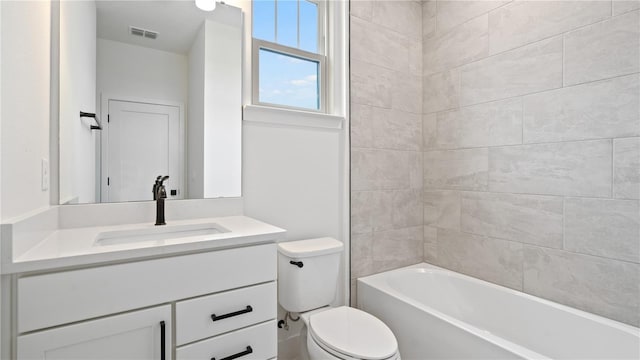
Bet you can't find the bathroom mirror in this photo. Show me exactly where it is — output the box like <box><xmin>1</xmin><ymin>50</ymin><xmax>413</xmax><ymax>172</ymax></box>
<box><xmin>57</xmin><ymin>0</ymin><xmax>242</xmax><ymax>205</ymax></box>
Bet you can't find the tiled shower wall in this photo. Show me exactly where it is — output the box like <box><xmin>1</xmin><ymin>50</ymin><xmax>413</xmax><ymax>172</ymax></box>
<box><xmin>350</xmin><ymin>1</ymin><xmax>424</xmax><ymax>302</ymax></box>
<box><xmin>350</xmin><ymin>0</ymin><xmax>640</xmax><ymax>326</ymax></box>
<box><xmin>422</xmin><ymin>0</ymin><xmax>639</xmax><ymax>326</ymax></box>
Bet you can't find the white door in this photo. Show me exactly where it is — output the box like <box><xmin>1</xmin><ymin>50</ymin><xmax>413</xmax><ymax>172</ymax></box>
<box><xmin>17</xmin><ymin>305</ymin><xmax>172</xmax><ymax>359</ymax></box>
<box><xmin>103</xmin><ymin>99</ymin><xmax>183</xmax><ymax>202</ymax></box>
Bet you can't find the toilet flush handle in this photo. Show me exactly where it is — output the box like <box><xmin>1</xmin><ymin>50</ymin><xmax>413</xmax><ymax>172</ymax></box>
<box><xmin>289</xmin><ymin>260</ymin><xmax>304</xmax><ymax>268</ymax></box>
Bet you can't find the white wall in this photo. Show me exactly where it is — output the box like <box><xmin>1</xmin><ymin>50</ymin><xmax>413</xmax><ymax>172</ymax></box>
<box><xmin>1</xmin><ymin>1</ymin><xmax>51</xmax><ymax>220</ymax></box>
<box><xmin>187</xmin><ymin>19</ymin><xmax>242</xmax><ymax>199</ymax></box>
<box><xmin>59</xmin><ymin>0</ymin><xmax>96</xmax><ymax>205</ymax></box>
<box><xmin>203</xmin><ymin>20</ymin><xmax>242</xmax><ymax>198</ymax></box>
<box><xmin>243</xmin><ymin>124</ymin><xmax>344</xmax><ymax>242</ymax></box>
<box><xmin>187</xmin><ymin>25</ymin><xmax>206</xmax><ymax>199</ymax></box>
<box><xmin>0</xmin><ymin>2</ymin><xmax>3</xmax><ymax>357</ymax></box>
<box><xmin>96</xmin><ymin>38</ymin><xmax>188</xmax><ymax>107</ymax></box>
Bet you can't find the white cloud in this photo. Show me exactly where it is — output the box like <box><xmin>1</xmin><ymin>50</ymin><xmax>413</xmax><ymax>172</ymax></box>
<box><xmin>290</xmin><ymin>74</ymin><xmax>318</xmax><ymax>86</ymax></box>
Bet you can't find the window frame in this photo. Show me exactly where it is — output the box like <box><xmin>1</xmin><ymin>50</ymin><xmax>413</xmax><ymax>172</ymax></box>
<box><xmin>251</xmin><ymin>0</ymin><xmax>328</xmax><ymax>113</ymax></box>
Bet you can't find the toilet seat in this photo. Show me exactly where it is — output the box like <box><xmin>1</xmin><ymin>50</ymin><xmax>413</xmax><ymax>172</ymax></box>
<box><xmin>308</xmin><ymin>306</ymin><xmax>399</xmax><ymax>360</ymax></box>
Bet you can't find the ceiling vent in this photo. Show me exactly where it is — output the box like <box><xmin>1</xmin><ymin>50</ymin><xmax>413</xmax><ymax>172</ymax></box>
<box><xmin>129</xmin><ymin>26</ymin><xmax>158</xmax><ymax>40</ymax></box>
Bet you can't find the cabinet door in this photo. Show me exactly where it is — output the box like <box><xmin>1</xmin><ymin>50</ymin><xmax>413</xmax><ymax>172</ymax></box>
<box><xmin>18</xmin><ymin>305</ymin><xmax>171</xmax><ymax>360</ymax></box>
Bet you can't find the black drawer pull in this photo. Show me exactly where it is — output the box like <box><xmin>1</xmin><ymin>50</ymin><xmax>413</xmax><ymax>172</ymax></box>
<box><xmin>290</xmin><ymin>260</ymin><xmax>304</xmax><ymax>268</ymax></box>
<box><xmin>211</xmin><ymin>305</ymin><xmax>253</xmax><ymax>322</ymax></box>
<box><xmin>211</xmin><ymin>346</ymin><xmax>253</xmax><ymax>360</ymax></box>
<box><xmin>160</xmin><ymin>321</ymin><xmax>166</xmax><ymax>360</ymax></box>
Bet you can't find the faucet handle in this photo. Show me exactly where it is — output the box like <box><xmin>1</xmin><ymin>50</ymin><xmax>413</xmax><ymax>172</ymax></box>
<box><xmin>159</xmin><ymin>175</ymin><xmax>170</xmax><ymax>185</ymax></box>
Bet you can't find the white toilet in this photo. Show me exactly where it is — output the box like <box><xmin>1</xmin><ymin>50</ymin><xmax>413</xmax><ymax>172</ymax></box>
<box><xmin>278</xmin><ymin>237</ymin><xmax>400</xmax><ymax>360</ymax></box>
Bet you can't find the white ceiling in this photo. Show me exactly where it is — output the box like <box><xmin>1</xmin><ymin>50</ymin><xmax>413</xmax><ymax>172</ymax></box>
<box><xmin>96</xmin><ymin>0</ymin><xmax>242</xmax><ymax>54</ymax></box>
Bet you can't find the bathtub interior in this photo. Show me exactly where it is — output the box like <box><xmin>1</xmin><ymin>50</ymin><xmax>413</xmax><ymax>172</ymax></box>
<box><xmin>358</xmin><ymin>263</ymin><xmax>640</xmax><ymax>360</ymax></box>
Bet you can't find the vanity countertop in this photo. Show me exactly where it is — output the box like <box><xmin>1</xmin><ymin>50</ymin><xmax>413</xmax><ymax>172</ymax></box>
<box><xmin>2</xmin><ymin>215</ymin><xmax>286</xmax><ymax>274</ymax></box>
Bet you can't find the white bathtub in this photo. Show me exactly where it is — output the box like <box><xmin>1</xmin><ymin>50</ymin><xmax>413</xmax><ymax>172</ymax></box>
<box><xmin>357</xmin><ymin>263</ymin><xmax>640</xmax><ymax>360</ymax></box>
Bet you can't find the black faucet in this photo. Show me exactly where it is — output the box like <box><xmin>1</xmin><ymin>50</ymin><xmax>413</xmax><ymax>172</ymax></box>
<box><xmin>153</xmin><ymin>175</ymin><xmax>170</xmax><ymax>226</ymax></box>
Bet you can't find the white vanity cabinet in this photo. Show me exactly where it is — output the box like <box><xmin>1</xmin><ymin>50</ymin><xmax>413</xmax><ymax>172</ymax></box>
<box><xmin>11</xmin><ymin>243</ymin><xmax>278</xmax><ymax>360</ymax></box>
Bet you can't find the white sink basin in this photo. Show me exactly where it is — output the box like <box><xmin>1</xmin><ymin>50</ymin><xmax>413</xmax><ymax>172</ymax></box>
<box><xmin>95</xmin><ymin>223</ymin><xmax>226</xmax><ymax>246</ymax></box>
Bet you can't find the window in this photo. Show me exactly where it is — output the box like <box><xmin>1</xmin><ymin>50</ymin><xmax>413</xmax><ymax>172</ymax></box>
<box><xmin>252</xmin><ymin>0</ymin><xmax>326</xmax><ymax>112</ymax></box>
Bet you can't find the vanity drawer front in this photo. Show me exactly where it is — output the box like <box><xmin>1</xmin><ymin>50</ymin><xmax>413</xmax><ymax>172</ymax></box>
<box><xmin>176</xmin><ymin>320</ymin><xmax>276</xmax><ymax>360</ymax></box>
<box><xmin>18</xmin><ymin>243</ymin><xmax>276</xmax><ymax>333</ymax></box>
<box><xmin>176</xmin><ymin>282</ymin><xmax>276</xmax><ymax>345</ymax></box>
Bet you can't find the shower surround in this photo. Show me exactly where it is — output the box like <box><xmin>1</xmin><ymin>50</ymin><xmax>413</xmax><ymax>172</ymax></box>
<box><xmin>350</xmin><ymin>0</ymin><xmax>640</xmax><ymax>327</ymax></box>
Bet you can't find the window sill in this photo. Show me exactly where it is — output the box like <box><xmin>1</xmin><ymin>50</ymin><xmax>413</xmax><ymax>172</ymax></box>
<box><xmin>242</xmin><ymin>105</ymin><xmax>344</xmax><ymax>130</ymax></box>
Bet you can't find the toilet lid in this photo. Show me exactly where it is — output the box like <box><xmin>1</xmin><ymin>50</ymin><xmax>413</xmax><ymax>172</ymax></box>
<box><xmin>309</xmin><ymin>307</ymin><xmax>398</xmax><ymax>360</ymax></box>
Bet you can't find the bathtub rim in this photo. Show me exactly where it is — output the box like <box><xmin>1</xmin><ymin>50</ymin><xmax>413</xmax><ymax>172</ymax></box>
<box><xmin>357</xmin><ymin>263</ymin><xmax>639</xmax><ymax>359</ymax></box>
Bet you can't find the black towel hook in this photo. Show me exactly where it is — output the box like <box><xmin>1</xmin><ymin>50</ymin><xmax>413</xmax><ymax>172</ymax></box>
<box><xmin>80</xmin><ymin>111</ymin><xmax>102</xmax><ymax>130</ymax></box>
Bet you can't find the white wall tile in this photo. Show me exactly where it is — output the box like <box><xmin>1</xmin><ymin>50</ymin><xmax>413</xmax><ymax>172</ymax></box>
<box><xmin>351</xmin><ymin>16</ymin><xmax>410</xmax><ymax>72</ymax></box>
<box><xmin>372</xmin><ymin>108</ymin><xmax>422</xmax><ymax>151</ymax></box>
<box><xmin>523</xmin><ymin>74</ymin><xmax>640</xmax><ymax>143</ymax></box>
<box><xmin>423</xmin><ymin>69</ymin><xmax>460</xmax><ymax>113</ymax></box>
<box><xmin>436</xmin><ymin>228</ymin><xmax>524</xmax><ymax>290</ymax></box>
<box><xmin>436</xmin><ymin>0</ymin><xmax>509</xmax><ymax>34</ymax></box>
<box><xmin>371</xmin><ymin>190</ymin><xmax>393</xmax><ymax>231</ymax></box>
<box><xmin>565</xmin><ymin>198</ymin><xmax>640</xmax><ymax>263</ymax></box>
<box><xmin>423</xmin><ymin>113</ymin><xmax>438</xmax><ymax>150</ymax></box>
<box><xmin>351</xmin><ymin>233</ymin><xmax>374</xmax><ymax>278</ymax></box>
<box><xmin>614</xmin><ymin>137</ymin><xmax>640</xmax><ymax>199</ymax></box>
<box><xmin>424</xmin><ymin>148</ymin><xmax>489</xmax><ymax>190</ymax></box>
<box><xmin>352</xmin><ymin>150</ymin><xmax>422</xmax><ymax>192</ymax></box>
<box><xmin>352</xmin><ymin>148</ymin><xmax>378</xmax><ymax>191</ymax></box>
<box><xmin>351</xmin><ymin>60</ymin><xmax>393</xmax><ymax>108</ymax></box>
<box><xmin>524</xmin><ymin>246</ymin><xmax>640</xmax><ymax>327</ymax></box>
<box><xmin>460</xmin><ymin>36</ymin><xmax>563</xmax><ymax>106</ymax></box>
<box><xmin>424</xmin><ymin>226</ymin><xmax>438</xmax><ymax>263</ymax></box>
<box><xmin>489</xmin><ymin>0</ymin><xmax>610</xmax><ymax>54</ymax></box>
<box><xmin>613</xmin><ymin>0</ymin><xmax>640</xmax><ymax>15</ymax></box>
<box><xmin>408</xmin><ymin>151</ymin><xmax>424</xmax><ymax>190</ymax></box>
<box><xmin>423</xmin><ymin>0</ymin><xmax>437</xmax><ymax>39</ymax></box>
<box><xmin>350</xmin><ymin>1</ymin><xmax>373</xmax><ymax>21</ymax></box>
<box><xmin>461</xmin><ymin>192</ymin><xmax>563</xmax><ymax>248</ymax></box>
<box><xmin>409</xmin><ymin>38</ymin><xmax>423</xmax><ymax>76</ymax></box>
<box><xmin>392</xmin><ymin>71</ymin><xmax>422</xmax><ymax>113</ymax></box>
<box><xmin>423</xmin><ymin>14</ymin><xmax>489</xmax><ymax>75</ymax></box>
<box><xmin>351</xmin><ymin>103</ymin><xmax>374</xmax><ymax>148</ymax></box>
<box><xmin>424</xmin><ymin>190</ymin><xmax>461</xmax><ymax>229</ymax></box>
<box><xmin>392</xmin><ymin>189</ymin><xmax>424</xmax><ymax>228</ymax></box>
<box><xmin>564</xmin><ymin>10</ymin><xmax>640</xmax><ymax>86</ymax></box>
<box><xmin>373</xmin><ymin>226</ymin><xmax>424</xmax><ymax>271</ymax></box>
<box><xmin>371</xmin><ymin>0</ymin><xmax>423</xmax><ymax>40</ymax></box>
<box><xmin>377</xmin><ymin>150</ymin><xmax>413</xmax><ymax>190</ymax></box>
<box><xmin>351</xmin><ymin>191</ymin><xmax>374</xmax><ymax>234</ymax></box>
<box><xmin>437</xmin><ymin>98</ymin><xmax>522</xmax><ymax>149</ymax></box>
<box><xmin>488</xmin><ymin>140</ymin><xmax>612</xmax><ymax>197</ymax></box>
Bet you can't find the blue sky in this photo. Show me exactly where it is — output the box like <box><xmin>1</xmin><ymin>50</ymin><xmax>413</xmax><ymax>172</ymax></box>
<box><xmin>254</xmin><ymin>0</ymin><xmax>320</xmax><ymax>110</ymax></box>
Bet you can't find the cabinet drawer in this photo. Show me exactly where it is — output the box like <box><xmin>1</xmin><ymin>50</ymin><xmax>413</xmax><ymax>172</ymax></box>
<box><xmin>176</xmin><ymin>320</ymin><xmax>276</xmax><ymax>360</ymax></box>
<box><xmin>18</xmin><ymin>244</ymin><xmax>276</xmax><ymax>333</ymax></box>
<box><xmin>176</xmin><ymin>282</ymin><xmax>276</xmax><ymax>345</ymax></box>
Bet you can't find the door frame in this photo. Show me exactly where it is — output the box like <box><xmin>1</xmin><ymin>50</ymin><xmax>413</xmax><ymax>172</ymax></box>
<box><xmin>99</xmin><ymin>93</ymin><xmax>185</xmax><ymax>203</ymax></box>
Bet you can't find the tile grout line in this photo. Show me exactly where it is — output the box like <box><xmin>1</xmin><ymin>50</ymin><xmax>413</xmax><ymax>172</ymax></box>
<box><xmin>611</xmin><ymin>138</ymin><xmax>615</xmax><ymax>198</ymax></box>
<box><xmin>415</xmin><ymin>134</ymin><xmax>640</xmax><ymax>152</ymax></box>
<box><xmin>562</xmin><ymin>196</ymin><xmax>566</xmax><ymax>251</ymax></box>
<box><xmin>422</xmin><ymin>71</ymin><xmax>640</xmax><ymax>117</ymax></box>
<box><xmin>418</xmin><ymin>187</ymin><xmax>635</xmax><ymax>202</ymax></box>
<box><xmin>476</xmin><ymin>6</ymin><xmax>631</xmax><ymax>65</ymax></box>
<box><xmin>449</xmin><ymin>225</ymin><xmax>640</xmax><ymax>266</ymax></box>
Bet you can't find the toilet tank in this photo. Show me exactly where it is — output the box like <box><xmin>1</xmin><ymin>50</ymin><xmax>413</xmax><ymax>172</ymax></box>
<box><xmin>278</xmin><ymin>238</ymin><xmax>344</xmax><ymax>313</ymax></box>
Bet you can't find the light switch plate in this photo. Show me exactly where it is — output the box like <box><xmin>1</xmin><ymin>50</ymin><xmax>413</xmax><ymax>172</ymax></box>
<box><xmin>41</xmin><ymin>158</ymin><xmax>49</xmax><ymax>191</ymax></box>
